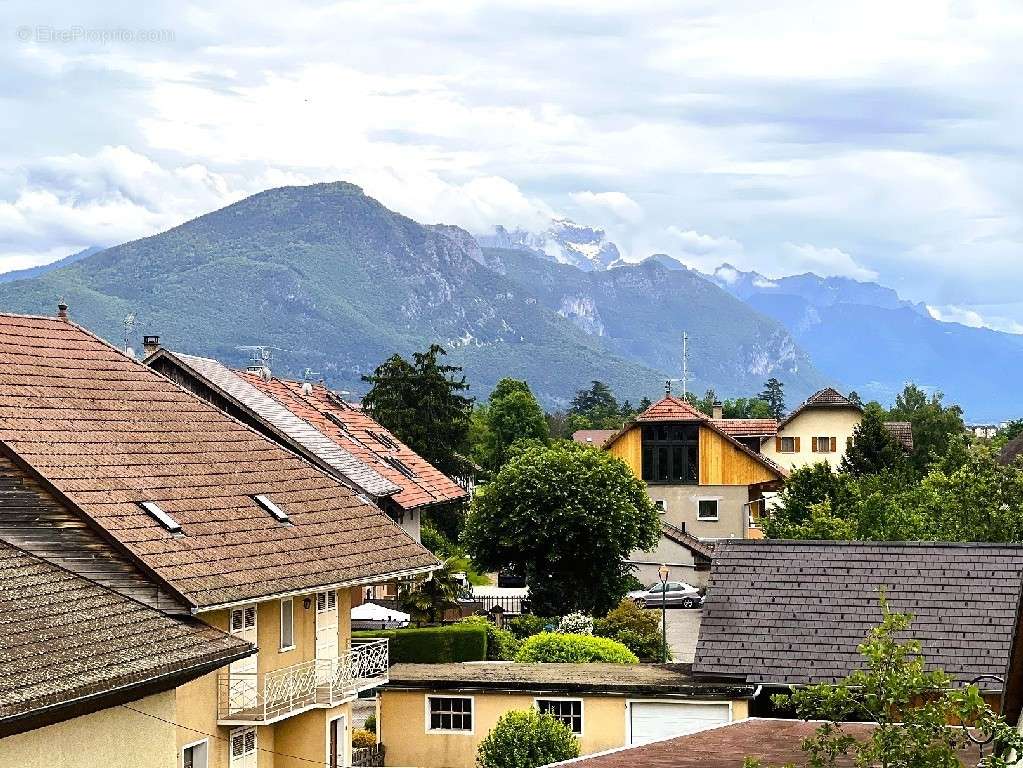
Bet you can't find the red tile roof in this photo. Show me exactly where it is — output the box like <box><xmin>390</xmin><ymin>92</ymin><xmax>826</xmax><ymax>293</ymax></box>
<box><xmin>0</xmin><ymin>313</ymin><xmax>438</xmax><ymax>609</ymax></box>
<box><xmin>571</xmin><ymin>429</ymin><xmax>619</xmax><ymax>446</ymax></box>
<box><xmin>780</xmin><ymin>387</ymin><xmax>860</xmax><ymax>427</ymax></box>
<box><xmin>709</xmin><ymin>419</ymin><xmax>778</xmax><ymax>438</ymax></box>
<box><xmin>637</xmin><ymin>396</ymin><xmax>708</xmax><ymax>422</ymax></box>
<box><xmin>237</xmin><ymin>373</ymin><xmax>466</xmax><ymax>512</ymax></box>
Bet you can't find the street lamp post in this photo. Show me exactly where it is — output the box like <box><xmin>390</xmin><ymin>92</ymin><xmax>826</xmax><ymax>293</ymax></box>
<box><xmin>658</xmin><ymin>564</ymin><xmax>669</xmax><ymax>663</ymax></box>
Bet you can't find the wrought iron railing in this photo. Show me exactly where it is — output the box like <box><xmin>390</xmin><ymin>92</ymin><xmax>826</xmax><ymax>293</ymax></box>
<box><xmin>352</xmin><ymin>744</ymin><xmax>385</xmax><ymax>767</ymax></box>
<box><xmin>217</xmin><ymin>638</ymin><xmax>389</xmax><ymax>724</ymax></box>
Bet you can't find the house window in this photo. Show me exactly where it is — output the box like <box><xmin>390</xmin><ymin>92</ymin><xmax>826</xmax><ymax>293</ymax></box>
<box><xmin>230</xmin><ymin>605</ymin><xmax>256</xmax><ymax>634</ymax></box>
<box><xmin>813</xmin><ymin>436</ymin><xmax>835</xmax><ymax>453</ymax></box>
<box><xmin>779</xmin><ymin>436</ymin><xmax>797</xmax><ymax>453</ymax></box>
<box><xmin>536</xmin><ymin>699</ymin><xmax>583</xmax><ymax>735</ymax></box>
<box><xmin>229</xmin><ymin>728</ymin><xmax>256</xmax><ymax>765</ymax></box>
<box><xmin>641</xmin><ymin>424</ymin><xmax>699</xmax><ymax>484</ymax></box>
<box><xmin>698</xmin><ymin>499</ymin><xmax>719</xmax><ymax>521</ymax></box>
<box><xmin>653</xmin><ymin>499</ymin><xmax>667</xmax><ymax>514</ymax></box>
<box><xmin>427</xmin><ymin>696</ymin><xmax>473</xmax><ymax>732</ymax></box>
<box><xmin>183</xmin><ymin>740</ymin><xmax>208</xmax><ymax>768</ymax></box>
<box><xmin>317</xmin><ymin>590</ymin><xmax>337</xmax><ymax>613</ymax></box>
<box><xmin>280</xmin><ymin>598</ymin><xmax>294</xmax><ymax>650</ymax></box>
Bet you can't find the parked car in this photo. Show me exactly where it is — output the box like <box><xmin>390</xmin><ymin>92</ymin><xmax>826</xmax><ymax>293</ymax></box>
<box><xmin>628</xmin><ymin>581</ymin><xmax>703</xmax><ymax>609</ymax></box>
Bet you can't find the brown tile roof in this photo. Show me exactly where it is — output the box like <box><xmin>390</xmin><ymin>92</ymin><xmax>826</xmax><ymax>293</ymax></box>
<box><xmin>0</xmin><ymin>539</ymin><xmax>252</xmax><ymax>729</ymax></box>
<box><xmin>779</xmin><ymin>387</ymin><xmax>860</xmax><ymax>427</ymax></box>
<box><xmin>545</xmin><ymin>719</ymin><xmax>978</xmax><ymax>767</ymax></box>
<box><xmin>693</xmin><ymin>540</ymin><xmax>1023</xmax><ymax>686</ymax></box>
<box><xmin>0</xmin><ymin>313</ymin><xmax>438</xmax><ymax>609</ymax></box>
<box><xmin>1001</xmin><ymin>435</ymin><xmax>1023</xmax><ymax>466</ymax></box>
<box><xmin>661</xmin><ymin>522</ymin><xmax>714</xmax><ymax>562</ymax></box>
<box><xmin>709</xmin><ymin>419</ymin><xmax>778</xmax><ymax>438</ymax></box>
<box><xmin>638</xmin><ymin>396</ymin><xmax>708</xmax><ymax>422</ymax></box>
<box><xmin>571</xmin><ymin>430</ymin><xmax>619</xmax><ymax>446</ymax></box>
<box><xmin>236</xmin><ymin>373</ymin><xmax>466</xmax><ymax>511</ymax></box>
<box><xmin>385</xmin><ymin>663</ymin><xmax>755</xmax><ymax>697</ymax></box>
<box><xmin>883</xmin><ymin>421</ymin><xmax>914</xmax><ymax>451</ymax></box>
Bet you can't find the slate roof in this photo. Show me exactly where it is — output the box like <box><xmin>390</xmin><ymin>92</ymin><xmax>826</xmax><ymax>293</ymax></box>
<box><xmin>161</xmin><ymin>352</ymin><xmax>399</xmax><ymax>498</ymax></box>
<box><xmin>235</xmin><ymin>373</ymin><xmax>466</xmax><ymax>512</ymax></box>
<box><xmin>709</xmin><ymin>419</ymin><xmax>778</xmax><ymax>438</ymax></box>
<box><xmin>544</xmin><ymin>719</ymin><xmax>978</xmax><ymax>767</ymax></box>
<box><xmin>693</xmin><ymin>540</ymin><xmax>1023</xmax><ymax>686</ymax></box>
<box><xmin>0</xmin><ymin>312</ymin><xmax>438</xmax><ymax>609</ymax></box>
<box><xmin>883</xmin><ymin>421</ymin><xmax>915</xmax><ymax>451</ymax></box>
<box><xmin>0</xmin><ymin>539</ymin><xmax>252</xmax><ymax>728</ymax></box>
<box><xmin>385</xmin><ymin>663</ymin><xmax>755</xmax><ymax>698</ymax></box>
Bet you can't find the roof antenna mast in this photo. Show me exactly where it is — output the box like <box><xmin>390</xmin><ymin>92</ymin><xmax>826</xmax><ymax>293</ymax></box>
<box><xmin>681</xmin><ymin>331</ymin><xmax>690</xmax><ymax>400</ymax></box>
<box><xmin>122</xmin><ymin>313</ymin><xmax>136</xmax><ymax>356</ymax></box>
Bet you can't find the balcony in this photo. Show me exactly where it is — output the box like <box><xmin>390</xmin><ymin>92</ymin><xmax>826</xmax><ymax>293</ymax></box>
<box><xmin>217</xmin><ymin>638</ymin><xmax>389</xmax><ymax>725</ymax></box>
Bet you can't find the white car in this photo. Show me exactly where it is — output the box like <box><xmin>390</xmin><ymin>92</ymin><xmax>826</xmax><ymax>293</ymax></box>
<box><xmin>628</xmin><ymin>581</ymin><xmax>703</xmax><ymax>609</ymax></box>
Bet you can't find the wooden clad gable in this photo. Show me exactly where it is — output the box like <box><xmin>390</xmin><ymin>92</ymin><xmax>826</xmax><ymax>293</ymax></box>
<box><xmin>699</xmin><ymin>427</ymin><xmax>779</xmax><ymax>485</ymax></box>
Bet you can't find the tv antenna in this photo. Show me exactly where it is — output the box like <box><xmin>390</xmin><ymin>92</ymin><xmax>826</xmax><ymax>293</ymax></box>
<box><xmin>122</xmin><ymin>313</ymin><xmax>136</xmax><ymax>355</ymax></box>
<box><xmin>247</xmin><ymin>346</ymin><xmax>273</xmax><ymax>368</ymax></box>
<box><xmin>301</xmin><ymin>367</ymin><xmax>321</xmax><ymax>383</ymax></box>
<box><xmin>665</xmin><ymin>332</ymin><xmax>693</xmax><ymax>398</ymax></box>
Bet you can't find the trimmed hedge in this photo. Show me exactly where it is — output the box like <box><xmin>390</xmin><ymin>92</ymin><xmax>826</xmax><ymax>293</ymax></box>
<box><xmin>352</xmin><ymin>624</ymin><xmax>487</xmax><ymax>663</ymax></box>
<box><xmin>513</xmin><ymin>632</ymin><xmax>639</xmax><ymax>663</ymax></box>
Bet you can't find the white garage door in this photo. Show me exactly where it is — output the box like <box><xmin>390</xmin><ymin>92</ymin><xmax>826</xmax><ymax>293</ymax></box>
<box><xmin>629</xmin><ymin>701</ymin><xmax>731</xmax><ymax>745</ymax></box>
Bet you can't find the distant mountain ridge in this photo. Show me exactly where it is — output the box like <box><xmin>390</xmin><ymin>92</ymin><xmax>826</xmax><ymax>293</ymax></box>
<box><xmin>0</xmin><ymin>246</ymin><xmax>103</xmax><ymax>283</ymax></box>
<box><xmin>475</xmin><ymin>218</ymin><xmax>620</xmax><ymax>272</ymax></box>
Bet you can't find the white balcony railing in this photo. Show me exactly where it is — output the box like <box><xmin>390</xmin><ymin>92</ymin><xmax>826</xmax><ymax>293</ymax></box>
<box><xmin>217</xmin><ymin>638</ymin><xmax>389</xmax><ymax>724</ymax></box>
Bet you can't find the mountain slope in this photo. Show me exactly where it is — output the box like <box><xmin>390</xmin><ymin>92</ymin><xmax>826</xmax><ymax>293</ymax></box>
<box><xmin>0</xmin><ymin>246</ymin><xmax>103</xmax><ymax>283</ymax></box>
<box><xmin>488</xmin><ymin>249</ymin><xmax>830</xmax><ymax>402</ymax></box>
<box><xmin>0</xmin><ymin>183</ymin><xmax>668</xmax><ymax>407</ymax></box>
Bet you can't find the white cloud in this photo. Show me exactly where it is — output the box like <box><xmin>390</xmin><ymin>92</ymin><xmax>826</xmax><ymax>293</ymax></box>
<box><xmin>774</xmin><ymin>243</ymin><xmax>878</xmax><ymax>281</ymax></box>
<box><xmin>927</xmin><ymin>305</ymin><xmax>1023</xmax><ymax>335</ymax></box>
<box><xmin>569</xmin><ymin>191</ymin><xmax>643</xmax><ymax>222</ymax></box>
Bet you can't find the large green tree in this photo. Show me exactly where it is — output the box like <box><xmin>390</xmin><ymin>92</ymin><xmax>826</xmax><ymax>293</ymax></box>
<box><xmin>462</xmin><ymin>441</ymin><xmax>660</xmax><ymax>616</ymax></box>
<box><xmin>362</xmin><ymin>344</ymin><xmax>473</xmax><ymax>477</ymax></box>
<box><xmin>472</xmin><ymin>378</ymin><xmax>549</xmax><ymax>472</ymax></box>
<box><xmin>759</xmin><ymin>378</ymin><xmax>786</xmax><ymax>420</ymax></box>
<box><xmin>840</xmin><ymin>406</ymin><xmax>908</xmax><ymax>477</ymax></box>
<box><xmin>888</xmin><ymin>383</ymin><xmax>966</xmax><ymax>472</ymax></box>
<box><xmin>568</xmin><ymin>380</ymin><xmax>623</xmax><ymax>428</ymax></box>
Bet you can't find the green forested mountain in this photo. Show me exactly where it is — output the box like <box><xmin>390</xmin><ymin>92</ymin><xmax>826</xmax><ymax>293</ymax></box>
<box><xmin>0</xmin><ymin>182</ymin><xmax>826</xmax><ymax>406</ymax></box>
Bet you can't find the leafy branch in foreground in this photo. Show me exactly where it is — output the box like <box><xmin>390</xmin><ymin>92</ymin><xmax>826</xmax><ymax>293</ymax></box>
<box><xmin>747</xmin><ymin>593</ymin><xmax>1023</xmax><ymax>768</ymax></box>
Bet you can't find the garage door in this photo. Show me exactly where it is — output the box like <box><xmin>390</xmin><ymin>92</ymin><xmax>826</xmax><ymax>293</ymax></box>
<box><xmin>629</xmin><ymin>701</ymin><xmax>731</xmax><ymax>745</ymax></box>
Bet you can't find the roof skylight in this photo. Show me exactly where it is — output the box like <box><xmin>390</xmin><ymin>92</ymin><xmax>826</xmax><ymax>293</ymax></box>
<box><xmin>253</xmin><ymin>494</ymin><xmax>290</xmax><ymax>523</ymax></box>
<box><xmin>139</xmin><ymin>501</ymin><xmax>182</xmax><ymax>533</ymax></box>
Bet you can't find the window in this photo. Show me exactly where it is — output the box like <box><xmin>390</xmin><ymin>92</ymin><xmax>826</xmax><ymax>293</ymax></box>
<box><xmin>280</xmin><ymin>598</ymin><xmax>294</xmax><ymax>650</ymax></box>
<box><xmin>641</xmin><ymin>424</ymin><xmax>699</xmax><ymax>484</ymax></box>
<box><xmin>139</xmin><ymin>501</ymin><xmax>182</xmax><ymax>533</ymax></box>
<box><xmin>183</xmin><ymin>740</ymin><xmax>208</xmax><ymax>768</ymax></box>
<box><xmin>653</xmin><ymin>499</ymin><xmax>667</xmax><ymax>514</ymax></box>
<box><xmin>229</xmin><ymin>728</ymin><xmax>256</xmax><ymax>764</ymax></box>
<box><xmin>317</xmin><ymin>590</ymin><xmax>337</xmax><ymax>613</ymax></box>
<box><xmin>253</xmin><ymin>494</ymin><xmax>289</xmax><ymax>522</ymax></box>
<box><xmin>779</xmin><ymin>436</ymin><xmax>797</xmax><ymax>453</ymax></box>
<box><xmin>230</xmin><ymin>605</ymin><xmax>256</xmax><ymax>634</ymax></box>
<box><xmin>536</xmin><ymin>699</ymin><xmax>583</xmax><ymax>735</ymax></box>
<box><xmin>813</xmin><ymin>436</ymin><xmax>835</xmax><ymax>453</ymax></box>
<box><xmin>698</xmin><ymin>499</ymin><xmax>719</xmax><ymax>521</ymax></box>
<box><xmin>428</xmin><ymin>696</ymin><xmax>473</xmax><ymax>732</ymax></box>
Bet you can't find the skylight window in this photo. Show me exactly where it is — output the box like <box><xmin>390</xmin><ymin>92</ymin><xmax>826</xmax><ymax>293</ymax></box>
<box><xmin>324</xmin><ymin>411</ymin><xmax>352</xmax><ymax>436</ymax></box>
<box><xmin>253</xmin><ymin>494</ymin><xmax>290</xmax><ymax>523</ymax></box>
<box><xmin>139</xmin><ymin>501</ymin><xmax>182</xmax><ymax>533</ymax></box>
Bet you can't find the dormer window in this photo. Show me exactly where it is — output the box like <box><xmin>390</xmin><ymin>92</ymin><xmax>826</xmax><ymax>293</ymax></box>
<box><xmin>252</xmin><ymin>494</ymin><xmax>289</xmax><ymax>523</ymax></box>
<box><xmin>641</xmin><ymin>424</ymin><xmax>699</xmax><ymax>484</ymax></box>
<box><xmin>139</xmin><ymin>501</ymin><xmax>182</xmax><ymax>533</ymax></box>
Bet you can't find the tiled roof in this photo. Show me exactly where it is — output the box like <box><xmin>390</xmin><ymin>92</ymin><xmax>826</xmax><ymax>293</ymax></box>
<box><xmin>1001</xmin><ymin>434</ymin><xmax>1023</xmax><ymax>466</ymax></box>
<box><xmin>883</xmin><ymin>421</ymin><xmax>914</xmax><ymax>451</ymax></box>
<box><xmin>661</xmin><ymin>522</ymin><xmax>714</xmax><ymax>562</ymax></box>
<box><xmin>0</xmin><ymin>539</ymin><xmax>252</xmax><ymax>726</ymax></box>
<box><xmin>236</xmin><ymin>373</ymin><xmax>466</xmax><ymax>511</ymax></box>
<box><xmin>779</xmin><ymin>387</ymin><xmax>860</xmax><ymax>427</ymax></box>
<box><xmin>0</xmin><ymin>313</ymin><xmax>438</xmax><ymax>609</ymax></box>
<box><xmin>571</xmin><ymin>429</ymin><xmax>618</xmax><ymax>446</ymax></box>
<box><xmin>709</xmin><ymin>419</ymin><xmax>778</xmax><ymax>438</ymax></box>
<box><xmin>693</xmin><ymin>540</ymin><xmax>1023</xmax><ymax>686</ymax></box>
<box><xmin>637</xmin><ymin>396</ymin><xmax>708</xmax><ymax>422</ymax></box>
<box><xmin>544</xmin><ymin>719</ymin><xmax>978</xmax><ymax>767</ymax></box>
<box><xmin>170</xmin><ymin>353</ymin><xmax>399</xmax><ymax>498</ymax></box>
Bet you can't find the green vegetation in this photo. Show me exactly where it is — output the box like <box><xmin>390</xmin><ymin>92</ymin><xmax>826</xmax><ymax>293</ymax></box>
<box><xmin>362</xmin><ymin>344</ymin><xmax>473</xmax><ymax>478</ymax></box>
<box><xmin>594</xmin><ymin>599</ymin><xmax>670</xmax><ymax>662</ymax></box>
<box><xmin>886</xmin><ymin>383</ymin><xmax>966</xmax><ymax>472</ymax></box>
<box><xmin>758</xmin><ymin>377</ymin><xmax>786</xmax><ymax>420</ymax></box>
<box><xmin>476</xmin><ymin>709</ymin><xmax>580</xmax><ymax>768</ymax></box>
<box><xmin>514</xmin><ymin>632</ymin><xmax>639</xmax><ymax>663</ymax></box>
<box><xmin>839</xmin><ymin>406</ymin><xmax>908</xmax><ymax>477</ymax></box>
<box><xmin>748</xmin><ymin>594</ymin><xmax>1023</xmax><ymax>768</ymax></box>
<box><xmin>462</xmin><ymin>441</ymin><xmax>660</xmax><ymax>616</ymax></box>
<box><xmin>420</xmin><ymin>524</ymin><xmax>489</xmax><ymax>586</ymax></box>
<box><xmin>363</xmin><ymin>713</ymin><xmax>376</xmax><ymax>734</ymax></box>
<box><xmin>471</xmin><ymin>378</ymin><xmax>549</xmax><ymax>473</ymax></box>
<box><xmin>460</xmin><ymin>616</ymin><xmax>521</xmax><ymax>661</ymax></box>
<box><xmin>352</xmin><ymin>623</ymin><xmax>487</xmax><ymax>663</ymax></box>
<box><xmin>352</xmin><ymin>730</ymin><xmax>376</xmax><ymax>748</ymax></box>
<box><xmin>508</xmin><ymin>614</ymin><xmax>553</xmax><ymax>640</ymax></box>
<box><xmin>398</xmin><ymin>559</ymin><xmax>467</xmax><ymax>625</ymax></box>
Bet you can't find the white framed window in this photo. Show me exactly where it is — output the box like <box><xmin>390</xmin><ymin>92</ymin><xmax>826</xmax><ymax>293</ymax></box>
<box><xmin>317</xmin><ymin>590</ymin><xmax>337</xmax><ymax>613</ymax></box>
<box><xmin>426</xmin><ymin>695</ymin><xmax>474</xmax><ymax>733</ymax></box>
<box><xmin>182</xmin><ymin>739</ymin><xmax>208</xmax><ymax>768</ymax></box>
<box><xmin>697</xmin><ymin>499</ymin><xmax>719</xmax><ymax>521</ymax></box>
<box><xmin>230</xmin><ymin>605</ymin><xmax>257</xmax><ymax>634</ymax></box>
<box><xmin>280</xmin><ymin>598</ymin><xmax>295</xmax><ymax>651</ymax></box>
<box><xmin>535</xmin><ymin>698</ymin><xmax>583</xmax><ymax>735</ymax></box>
<box><xmin>653</xmin><ymin>499</ymin><xmax>667</xmax><ymax>514</ymax></box>
<box><xmin>229</xmin><ymin>727</ymin><xmax>256</xmax><ymax>767</ymax></box>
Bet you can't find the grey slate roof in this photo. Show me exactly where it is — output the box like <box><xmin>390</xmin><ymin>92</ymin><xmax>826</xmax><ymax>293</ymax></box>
<box><xmin>0</xmin><ymin>539</ymin><xmax>253</xmax><ymax>725</ymax></box>
<box><xmin>172</xmin><ymin>353</ymin><xmax>400</xmax><ymax>498</ymax></box>
<box><xmin>693</xmin><ymin>540</ymin><xmax>1023</xmax><ymax>686</ymax></box>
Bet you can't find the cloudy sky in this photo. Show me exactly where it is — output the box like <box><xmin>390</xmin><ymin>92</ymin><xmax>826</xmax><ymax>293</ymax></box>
<box><xmin>3</xmin><ymin>1</ymin><xmax>1022</xmax><ymax>331</ymax></box>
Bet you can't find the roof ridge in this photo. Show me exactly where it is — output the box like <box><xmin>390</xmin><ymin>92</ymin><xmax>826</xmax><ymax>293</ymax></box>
<box><xmin>720</xmin><ymin>539</ymin><xmax>1023</xmax><ymax>549</ymax></box>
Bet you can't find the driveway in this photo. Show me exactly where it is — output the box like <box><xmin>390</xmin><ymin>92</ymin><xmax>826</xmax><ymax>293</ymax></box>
<box><xmin>663</xmin><ymin>606</ymin><xmax>703</xmax><ymax>663</ymax></box>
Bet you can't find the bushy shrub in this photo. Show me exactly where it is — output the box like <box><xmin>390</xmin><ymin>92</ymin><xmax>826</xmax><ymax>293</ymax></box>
<box><xmin>352</xmin><ymin>729</ymin><xmax>376</xmax><ymax>748</ymax></box>
<box><xmin>364</xmin><ymin>713</ymin><xmax>376</xmax><ymax>734</ymax></box>
<box><xmin>514</xmin><ymin>632</ymin><xmax>638</xmax><ymax>664</ymax></box>
<box><xmin>594</xmin><ymin>599</ymin><xmax>669</xmax><ymax>662</ymax></box>
<box><xmin>461</xmin><ymin>616</ymin><xmax>521</xmax><ymax>661</ymax></box>
<box><xmin>476</xmin><ymin>709</ymin><xmax>579</xmax><ymax>768</ymax></box>
<box><xmin>420</xmin><ymin>523</ymin><xmax>450</xmax><ymax>555</ymax></box>
<box><xmin>352</xmin><ymin>623</ymin><xmax>487</xmax><ymax>663</ymax></box>
<box><xmin>508</xmin><ymin>614</ymin><xmax>555</xmax><ymax>640</ymax></box>
<box><xmin>556</xmin><ymin>611</ymin><xmax>593</xmax><ymax>635</ymax></box>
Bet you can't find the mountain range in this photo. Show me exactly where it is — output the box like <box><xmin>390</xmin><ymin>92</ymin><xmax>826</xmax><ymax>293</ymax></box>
<box><xmin>0</xmin><ymin>182</ymin><xmax>1019</xmax><ymax>420</ymax></box>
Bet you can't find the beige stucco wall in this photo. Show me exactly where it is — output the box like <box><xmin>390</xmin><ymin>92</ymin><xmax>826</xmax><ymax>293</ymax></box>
<box><xmin>629</xmin><ymin>535</ymin><xmax>706</xmax><ymax>589</ymax></box>
<box><xmin>646</xmin><ymin>484</ymin><xmax>751</xmax><ymax>540</ymax></box>
<box><xmin>275</xmin><ymin>701</ymin><xmax>352</xmax><ymax>768</ymax></box>
<box><xmin>761</xmin><ymin>408</ymin><xmax>862</xmax><ymax>471</ymax></box>
<box><xmin>0</xmin><ymin>691</ymin><xmax>178</xmax><ymax>768</ymax></box>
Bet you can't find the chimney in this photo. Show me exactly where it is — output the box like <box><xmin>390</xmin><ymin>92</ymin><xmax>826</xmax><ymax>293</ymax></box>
<box><xmin>712</xmin><ymin>401</ymin><xmax>723</xmax><ymax>420</ymax></box>
<box><xmin>56</xmin><ymin>301</ymin><xmax>68</xmax><ymax>322</ymax></box>
<box><xmin>143</xmin><ymin>335</ymin><xmax>160</xmax><ymax>356</ymax></box>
